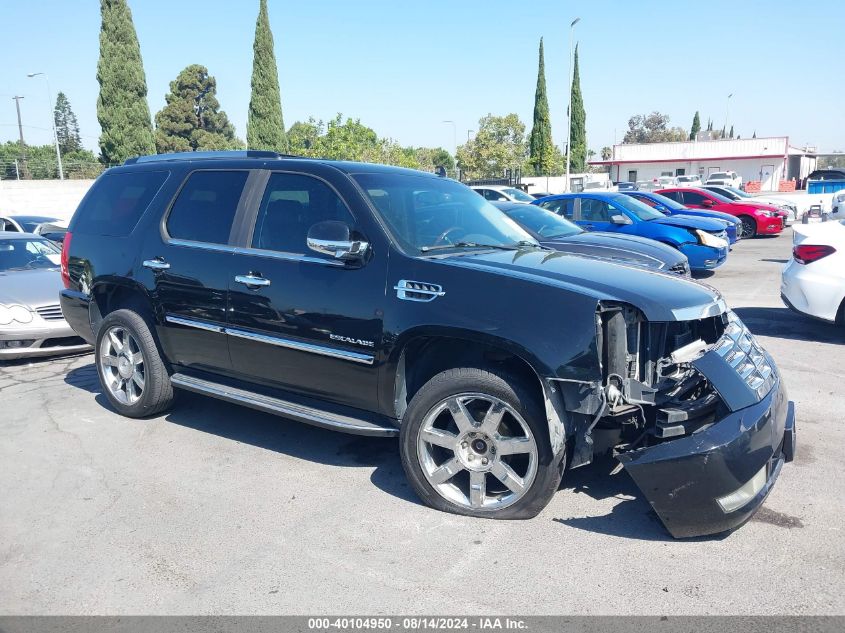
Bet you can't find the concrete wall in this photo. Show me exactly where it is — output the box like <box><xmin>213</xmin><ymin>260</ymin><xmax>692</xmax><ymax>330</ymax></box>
<box><xmin>522</xmin><ymin>173</ymin><xmax>611</xmax><ymax>195</ymax></box>
<box><xmin>0</xmin><ymin>179</ymin><xmax>94</xmax><ymax>221</ymax></box>
<box><xmin>610</xmin><ymin>158</ymin><xmax>787</xmax><ymax>191</ymax></box>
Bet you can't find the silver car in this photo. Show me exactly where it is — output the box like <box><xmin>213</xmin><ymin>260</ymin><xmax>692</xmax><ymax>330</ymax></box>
<box><xmin>0</xmin><ymin>232</ymin><xmax>92</xmax><ymax>360</ymax></box>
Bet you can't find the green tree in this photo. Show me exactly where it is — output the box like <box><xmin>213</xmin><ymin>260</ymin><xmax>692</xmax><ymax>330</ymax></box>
<box><xmin>247</xmin><ymin>0</ymin><xmax>287</xmax><ymax>152</ymax></box>
<box><xmin>729</xmin><ymin>125</ymin><xmax>735</xmax><ymax>139</ymax></box>
<box><xmin>689</xmin><ymin>111</ymin><xmax>701</xmax><ymax>141</ymax></box>
<box><xmin>457</xmin><ymin>113</ymin><xmax>527</xmax><ymax>180</ymax></box>
<box><xmin>54</xmin><ymin>92</ymin><xmax>82</xmax><ymax>154</ymax></box>
<box><xmin>568</xmin><ymin>44</ymin><xmax>587</xmax><ymax>172</ymax></box>
<box><xmin>154</xmin><ymin>65</ymin><xmax>243</xmax><ymax>153</ymax></box>
<box><xmin>287</xmin><ymin>117</ymin><xmax>324</xmax><ymax>156</ymax></box>
<box><xmin>528</xmin><ymin>38</ymin><xmax>555</xmax><ymax>176</ymax></box>
<box><xmin>96</xmin><ymin>0</ymin><xmax>155</xmax><ymax>164</ymax></box>
<box><xmin>600</xmin><ymin>146</ymin><xmax>612</xmax><ymax>160</ymax></box>
<box><xmin>623</xmin><ymin>112</ymin><xmax>687</xmax><ymax>144</ymax></box>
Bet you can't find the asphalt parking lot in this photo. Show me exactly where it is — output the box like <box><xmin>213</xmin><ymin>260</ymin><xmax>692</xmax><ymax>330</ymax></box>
<box><xmin>1</xmin><ymin>231</ymin><xmax>843</xmax><ymax>615</ymax></box>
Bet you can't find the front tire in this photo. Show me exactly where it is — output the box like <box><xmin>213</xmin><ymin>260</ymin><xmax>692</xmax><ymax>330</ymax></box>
<box><xmin>739</xmin><ymin>215</ymin><xmax>757</xmax><ymax>238</ymax></box>
<box><xmin>95</xmin><ymin>309</ymin><xmax>174</xmax><ymax>418</ymax></box>
<box><xmin>399</xmin><ymin>367</ymin><xmax>564</xmax><ymax>519</ymax></box>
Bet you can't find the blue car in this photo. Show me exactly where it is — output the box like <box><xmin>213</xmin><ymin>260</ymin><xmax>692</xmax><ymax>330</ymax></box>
<box><xmin>621</xmin><ymin>190</ymin><xmax>740</xmax><ymax>245</ymax></box>
<box><xmin>533</xmin><ymin>192</ymin><xmax>730</xmax><ymax>272</ymax></box>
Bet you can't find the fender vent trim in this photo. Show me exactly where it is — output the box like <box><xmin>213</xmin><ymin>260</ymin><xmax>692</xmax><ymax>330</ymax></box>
<box><xmin>394</xmin><ymin>279</ymin><xmax>445</xmax><ymax>302</ymax></box>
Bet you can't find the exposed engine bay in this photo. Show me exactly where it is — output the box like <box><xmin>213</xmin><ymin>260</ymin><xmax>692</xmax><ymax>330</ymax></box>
<box><xmin>561</xmin><ymin>301</ymin><xmax>777</xmax><ymax>469</ymax></box>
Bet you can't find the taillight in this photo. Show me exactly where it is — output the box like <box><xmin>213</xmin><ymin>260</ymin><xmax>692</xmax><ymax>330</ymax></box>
<box><xmin>793</xmin><ymin>244</ymin><xmax>835</xmax><ymax>265</ymax></box>
<box><xmin>60</xmin><ymin>231</ymin><xmax>72</xmax><ymax>288</ymax></box>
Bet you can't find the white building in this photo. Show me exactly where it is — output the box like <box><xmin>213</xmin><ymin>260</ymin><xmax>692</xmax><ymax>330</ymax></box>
<box><xmin>590</xmin><ymin>136</ymin><xmax>817</xmax><ymax>191</ymax></box>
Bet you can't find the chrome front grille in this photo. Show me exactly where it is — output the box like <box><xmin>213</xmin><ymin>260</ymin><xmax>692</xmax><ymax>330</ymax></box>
<box><xmin>35</xmin><ymin>304</ymin><xmax>64</xmax><ymax>321</ymax></box>
<box><xmin>713</xmin><ymin>312</ymin><xmax>776</xmax><ymax>399</ymax></box>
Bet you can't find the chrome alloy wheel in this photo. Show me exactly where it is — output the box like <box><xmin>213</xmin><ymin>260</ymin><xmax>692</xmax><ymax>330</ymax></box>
<box><xmin>100</xmin><ymin>326</ymin><xmax>145</xmax><ymax>405</ymax></box>
<box><xmin>417</xmin><ymin>393</ymin><xmax>538</xmax><ymax>510</ymax></box>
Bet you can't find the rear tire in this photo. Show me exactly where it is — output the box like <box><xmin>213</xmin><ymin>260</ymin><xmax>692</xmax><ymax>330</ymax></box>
<box><xmin>739</xmin><ymin>215</ymin><xmax>757</xmax><ymax>238</ymax></box>
<box><xmin>95</xmin><ymin>309</ymin><xmax>174</xmax><ymax>418</ymax></box>
<box><xmin>399</xmin><ymin>367</ymin><xmax>565</xmax><ymax>519</ymax></box>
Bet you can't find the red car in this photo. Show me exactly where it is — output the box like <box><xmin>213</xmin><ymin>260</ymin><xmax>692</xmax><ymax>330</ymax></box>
<box><xmin>656</xmin><ymin>187</ymin><xmax>786</xmax><ymax>238</ymax></box>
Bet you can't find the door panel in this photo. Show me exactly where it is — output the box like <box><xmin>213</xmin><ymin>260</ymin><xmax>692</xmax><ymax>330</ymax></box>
<box><xmin>226</xmin><ymin>171</ymin><xmax>385</xmax><ymax>412</ymax></box>
<box><xmin>143</xmin><ymin>170</ymin><xmax>249</xmax><ymax>373</ymax></box>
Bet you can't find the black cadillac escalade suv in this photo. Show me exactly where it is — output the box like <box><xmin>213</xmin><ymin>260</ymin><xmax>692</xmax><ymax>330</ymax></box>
<box><xmin>60</xmin><ymin>151</ymin><xmax>796</xmax><ymax>537</ymax></box>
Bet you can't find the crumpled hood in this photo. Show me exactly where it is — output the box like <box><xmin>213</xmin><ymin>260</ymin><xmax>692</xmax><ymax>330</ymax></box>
<box><xmin>651</xmin><ymin>214</ymin><xmax>727</xmax><ymax>232</ymax></box>
<box><xmin>436</xmin><ymin>249</ymin><xmax>726</xmax><ymax>322</ymax></box>
<box><xmin>0</xmin><ymin>268</ymin><xmax>63</xmax><ymax>308</ymax></box>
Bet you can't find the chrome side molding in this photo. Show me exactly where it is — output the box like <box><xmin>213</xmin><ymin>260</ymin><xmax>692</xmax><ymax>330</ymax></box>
<box><xmin>170</xmin><ymin>373</ymin><xmax>398</xmax><ymax>437</ymax></box>
<box><xmin>164</xmin><ymin>314</ymin><xmax>375</xmax><ymax>365</ymax></box>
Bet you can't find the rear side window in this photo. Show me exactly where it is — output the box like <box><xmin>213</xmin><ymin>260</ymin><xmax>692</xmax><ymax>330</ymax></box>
<box><xmin>166</xmin><ymin>171</ymin><xmax>248</xmax><ymax>245</ymax></box>
<box><xmin>539</xmin><ymin>198</ymin><xmax>575</xmax><ymax>219</ymax></box>
<box><xmin>681</xmin><ymin>191</ymin><xmax>709</xmax><ymax>205</ymax></box>
<box><xmin>73</xmin><ymin>171</ymin><xmax>168</xmax><ymax>237</ymax></box>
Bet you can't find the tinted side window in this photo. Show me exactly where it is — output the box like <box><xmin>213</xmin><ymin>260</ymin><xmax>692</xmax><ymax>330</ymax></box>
<box><xmin>681</xmin><ymin>191</ymin><xmax>708</xmax><ymax>205</ymax></box>
<box><xmin>73</xmin><ymin>171</ymin><xmax>168</xmax><ymax>237</ymax></box>
<box><xmin>539</xmin><ymin>199</ymin><xmax>574</xmax><ymax>219</ymax></box>
<box><xmin>580</xmin><ymin>199</ymin><xmax>610</xmax><ymax>221</ymax></box>
<box><xmin>166</xmin><ymin>171</ymin><xmax>248</xmax><ymax>245</ymax></box>
<box><xmin>251</xmin><ymin>173</ymin><xmax>355</xmax><ymax>254</ymax></box>
<box><xmin>661</xmin><ymin>191</ymin><xmax>681</xmax><ymax>202</ymax></box>
<box><xmin>634</xmin><ymin>195</ymin><xmax>658</xmax><ymax>208</ymax></box>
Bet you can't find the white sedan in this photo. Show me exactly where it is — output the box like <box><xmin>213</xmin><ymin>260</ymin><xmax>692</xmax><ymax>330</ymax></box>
<box><xmin>781</xmin><ymin>220</ymin><xmax>845</xmax><ymax>324</ymax></box>
<box><xmin>831</xmin><ymin>189</ymin><xmax>845</xmax><ymax>218</ymax></box>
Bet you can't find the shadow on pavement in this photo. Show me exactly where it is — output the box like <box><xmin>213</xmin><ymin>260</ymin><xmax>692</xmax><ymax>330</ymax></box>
<box><xmin>63</xmin><ymin>365</ymin><xmax>419</xmax><ymax>505</ymax></box>
<box><xmin>553</xmin><ymin>455</ymin><xmax>730</xmax><ymax>542</ymax></box>
<box><xmin>734</xmin><ymin>306</ymin><xmax>844</xmax><ymax>344</ymax></box>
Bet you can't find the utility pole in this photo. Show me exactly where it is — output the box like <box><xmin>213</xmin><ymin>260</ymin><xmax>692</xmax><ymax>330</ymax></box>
<box><xmin>27</xmin><ymin>72</ymin><xmax>63</xmax><ymax>179</ymax></box>
<box><xmin>12</xmin><ymin>96</ymin><xmax>28</xmax><ymax>179</ymax></box>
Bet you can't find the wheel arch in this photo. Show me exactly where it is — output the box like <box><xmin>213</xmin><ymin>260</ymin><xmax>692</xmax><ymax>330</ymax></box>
<box><xmin>90</xmin><ymin>279</ymin><xmax>159</xmax><ymax>337</ymax></box>
<box><xmin>385</xmin><ymin>327</ymin><xmax>570</xmax><ymax>454</ymax></box>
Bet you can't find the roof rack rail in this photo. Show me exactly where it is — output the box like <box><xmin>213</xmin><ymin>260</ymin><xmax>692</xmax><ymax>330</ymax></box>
<box><xmin>123</xmin><ymin>150</ymin><xmax>298</xmax><ymax>165</ymax></box>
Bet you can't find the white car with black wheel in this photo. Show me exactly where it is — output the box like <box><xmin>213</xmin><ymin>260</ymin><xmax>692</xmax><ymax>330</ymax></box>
<box><xmin>781</xmin><ymin>220</ymin><xmax>845</xmax><ymax>325</ymax></box>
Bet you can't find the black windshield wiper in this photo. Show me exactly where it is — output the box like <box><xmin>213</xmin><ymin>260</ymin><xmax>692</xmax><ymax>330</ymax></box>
<box><xmin>421</xmin><ymin>241</ymin><xmax>519</xmax><ymax>253</ymax></box>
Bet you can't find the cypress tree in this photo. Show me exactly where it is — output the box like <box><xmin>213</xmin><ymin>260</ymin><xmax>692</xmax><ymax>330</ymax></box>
<box><xmin>96</xmin><ymin>0</ymin><xmax>155</xmax><ymax>164</ymax></box>
<box><xmin>528</xmin><ymin>38</ymin><xmax>554</xmax><ymax>176</ymax></box>
<box><xmin>569</xmin><ymin>44</ymin><xmax>587</xmax><ymax>173</ymax></box>
<box><xmin>154</xmin><ymin>65</ymin><xmax>244</xmax><ymax>153</ymax></box>
<box><xmin>247</xmin><ymin>0</ymin><xmax>287</xmax><ymax>152</ymax></box>
<box><xmin>729</xmin><ymin>125</ymin><xmax>735</xmax><ymax>139</ymax></box>
<box><xmin>752</xmin><ymin>130</ymin><xmax>757</xmax><ymax>138</ymax></box>
<box><xmin>54</xmin><ymin>92</ymin><xmax>82</xmax><ymax>154</ymax></box>
<box><xmin>689</xmin><ymin>111</ymin><xmax>701</xmax><ymax>141</ymax></box>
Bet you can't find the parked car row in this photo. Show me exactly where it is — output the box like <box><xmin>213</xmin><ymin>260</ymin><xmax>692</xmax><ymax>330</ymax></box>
<box><xmin>43</xmin><ymin>150</ymin><xmax>796</xmax><ymax>539</ymax></box>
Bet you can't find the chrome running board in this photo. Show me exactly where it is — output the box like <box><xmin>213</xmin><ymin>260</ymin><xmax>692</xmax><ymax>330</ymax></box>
<box><xmin>170</xmin><ymin>373</ymin><xmax>398</xmax><ymax>437</ymax></box>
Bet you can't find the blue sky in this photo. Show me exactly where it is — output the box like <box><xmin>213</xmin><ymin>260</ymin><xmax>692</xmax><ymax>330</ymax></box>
<box><xmin>1</xmin><ymin>0</ymin><xmax>843</xmax><ymax>157</ymax></box>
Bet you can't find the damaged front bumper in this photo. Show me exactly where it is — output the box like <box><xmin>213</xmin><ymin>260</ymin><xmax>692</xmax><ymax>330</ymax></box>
<box><xmin>618</xmin><ymin>357</ymin><xmax>795</xmax><ymax>538</ymax></box>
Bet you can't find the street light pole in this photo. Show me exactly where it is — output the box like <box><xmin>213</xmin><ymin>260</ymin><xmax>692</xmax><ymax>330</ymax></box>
<box><xmin>27</xmin><ymin>72</ymin><xmax>63</xmax><ymax>180</ymax></box>
<box><xmin>564</xmin><ymin>17</ymin><xmax>580</xmax><ymax>192</ymax></box>
<box><xmin>12</xmin><ymin>96</ymin><xmax>27</xmax><ymax>178</ymax></box>
<box><xmin>723</xmin><ymin>93</ymin><xmax>733</xmax><ymax>139</ymax></box>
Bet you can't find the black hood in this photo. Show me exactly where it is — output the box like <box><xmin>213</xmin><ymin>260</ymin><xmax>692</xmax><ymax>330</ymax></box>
<box><xmin>434</xmin><ymin>248</ymin><xmax>725</xmax><ymax>322</ymax></box>
<box><xmin>541</xmin><ymin>231</ymin><xmax>687</xmax><ymax>271</ymax></box>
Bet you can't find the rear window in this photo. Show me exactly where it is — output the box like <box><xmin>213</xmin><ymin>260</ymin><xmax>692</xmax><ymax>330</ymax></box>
<box><xmin>166</xmin><ymin>170</ymin><xmax>248</xmax><ymax>245</ymax></box>
<box><xmin>73</xmin><ymin>171</ymin><xmax>169</xmax><ymax>237</ymax></box>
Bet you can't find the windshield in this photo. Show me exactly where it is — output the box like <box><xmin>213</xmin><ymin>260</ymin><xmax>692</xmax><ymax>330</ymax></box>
<box><xmin>678</xmin><ymin>175</ymin><xmax>699</xmax><ymax>182</ymax></box>
<box><xmin>613</xmin><ymin>195</ymin><xmax>666</xmax><ymax>221</ymax></box>
<box><xmin>709</xmin><ymin>173</ymin><xmax>731</xmax><ymax>179</ymax></box>
<box><xmin>0</xmin><ymin>238</ymin><xmax>61</xmax><ymax>271</ymax></box>
<box><xmin>353</xmin><ymin>173</ymin><xmax>536</xmax><ymax>254</ymax></box>
<box><xmin>722</xmin><ymin>186</ymin><xmax>750</xmax><ymax>198</ymax></box>
<box><xmin>503</xmin><ymin>188</ymin><xmax>535</xmax><ymax>203</ymax></box>
<box><xmin>637</xmin><ymin>192</ymin><xmax>686</xmax><ymax>212</ymax></box>
<box><xmin>504</xmin><ymin>205</ymin><xmax>582</xmax><ymax>239</ymax></box>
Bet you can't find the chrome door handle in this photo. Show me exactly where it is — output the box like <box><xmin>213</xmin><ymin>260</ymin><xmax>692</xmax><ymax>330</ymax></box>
<box><xmin>235</xmin><ymin>274</ymin><xmax>271</xmax><ymax>288</ymax></box>
<box><xmin>143</xmin><ymin>258</ymin><xmax>170</xmax><ymax>270</ymax></box>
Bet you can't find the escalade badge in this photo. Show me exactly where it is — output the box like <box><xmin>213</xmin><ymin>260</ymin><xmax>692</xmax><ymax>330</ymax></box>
<box><xmin>330</xmin><ymin>334</ymin><xmax>375</xmax><ymax>348</ymax></box>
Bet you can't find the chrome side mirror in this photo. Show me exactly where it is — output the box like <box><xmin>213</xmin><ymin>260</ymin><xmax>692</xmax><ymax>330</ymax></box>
<box><xmin>307</xmin><ymin>221</ymin><xmax>369</xmax><ymax>261</ymax></box>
